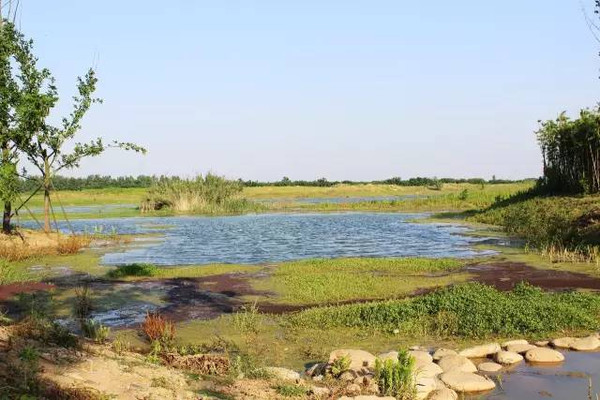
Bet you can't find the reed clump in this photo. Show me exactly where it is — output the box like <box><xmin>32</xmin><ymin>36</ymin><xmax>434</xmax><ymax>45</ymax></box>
<box><xmin>140</xmin><ymin>173</ymin><xmax>263</xmax><ymax>214</ymax></box>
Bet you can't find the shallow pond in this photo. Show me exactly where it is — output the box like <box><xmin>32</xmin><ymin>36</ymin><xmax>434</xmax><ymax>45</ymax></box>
<box><xmin>40</xmin><ymin>212</ymin><xmax>495</xmax><ymax>265</ymax></box>
<box><xmin>257</xmin><ymin>195</ymin><xmax>424</xmax><ymax>204</ymax></box>
<box><xmin>477</xmin><ymin>350</ymin><xmax>600</xmax><ymax>400</ymax></box>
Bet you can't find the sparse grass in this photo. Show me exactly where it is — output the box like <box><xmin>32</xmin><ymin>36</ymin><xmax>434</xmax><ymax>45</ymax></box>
<box><xmin>273</xmin><ymin>383</ymin><xmax>307</xmax><ymax>397</ymax></box>
<box><xmin>106</xmin><ymin>262</ymin><xmax>262</xmax><ymax>281</ymax></box>
<box><xmin>375</xmin><ymin>349</ymin><xmax>417</xmax><ymax>400</ymax></box>
<box><xmin>0</xmin><ymin>260</ymin><xmax>32</xmax><ymax>284</ymax></box>
<box><xmin>252</xmin><ymin>258</ymin><xmax>468</xmax><ymax>305</ymax></box>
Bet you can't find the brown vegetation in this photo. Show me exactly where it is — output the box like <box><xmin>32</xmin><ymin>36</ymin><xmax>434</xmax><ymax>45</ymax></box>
<box><xmin>141</xmin><ymin>311</ymin><xmax>176</xmax><ymax>344</ymax></box>
<box><xmin>0</xmin><ymin>229</ymin><xmax>90</xmax><ymax>261</ymax></box>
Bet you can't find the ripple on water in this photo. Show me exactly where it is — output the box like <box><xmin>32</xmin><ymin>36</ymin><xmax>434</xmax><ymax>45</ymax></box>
<box><xmin>26</xmin><ymin>212</ymin><xmax>497</xmax><ymax>265</ymax></box>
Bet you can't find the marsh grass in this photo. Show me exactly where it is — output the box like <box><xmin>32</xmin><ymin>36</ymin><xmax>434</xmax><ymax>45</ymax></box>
<box><xmin>253</xmin><ymin>258</ymin><xmax>467</xmax><ymax>305</ymax></box>
<box><xmin>140</xmin><ymin>174</ymin><xmax>265</xmax><ymax>215</ymax></box>
<box><xmin>374</xmin><ymin>350</ymin><xmax>416</xmax><ymax>400</ymax></box>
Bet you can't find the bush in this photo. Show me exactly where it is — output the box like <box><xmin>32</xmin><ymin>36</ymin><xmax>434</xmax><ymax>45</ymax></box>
<box><xmin>330</xmin><ymin>354</ymin><xmax>351</xmax><ymax>378</ymax></box>
<box><xmin>374</xmin><ymin>350</ymin><xmax>416</xmax><ymax>400</ymax></box>
<box><xmin>288</xmin><ymin>282</ymin><xmax>600</xmax><ymax>337</ymax></box>
<box><xmin>141</xmin><ymin>311</ymin><xmax>176</xmax><ymax>346</ymax></box>
<box><xmin>107</xmin><ymin>263</ymin><xmax>158</xmax><ymax>278</ymax></box>
<box><xmin>232</xmin><ymin>303</ymin><xmax>261</xmax><ymax>335</ymax></box>
<box><xmin>81</xmin><ymin>319</ymin><xmax>111</xmax><ymax>344</ymax></box>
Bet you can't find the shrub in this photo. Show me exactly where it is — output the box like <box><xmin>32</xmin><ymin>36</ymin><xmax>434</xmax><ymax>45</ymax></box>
<box><xmin>107</xmin><ymin>263</ymin><xmax>158</xmax><ymax>278</ymax></box>
<box><xmin>141</xmin><ymin>311</ymin><xmax>176</xmax><ymax>346</ymax></box>
<box><xmin>56</xmin><ymin>235</ymin><xmax>91</xmax><ymax>255</ymax></box>
<box><xmin>330</xmin><ymin>355</ymin><xmax>351</xmax><ymax>378</ymax></box>
<box><xmin>232</xmin><ymin>303</ymin><xmax>261</xmax><ymax>335</ymax></box>
<box><xmin>374</xmin><ymin>350</ymin><xmax>416</xmax><ymax>400</ymax></box>
<box><xmin>81</xmin><ymin>319</ymin><xmax>111</xmax><ymax>344</ymax></box>
<box><xmin>73</xmin><ymin>284</ymin><xmax>94</xmax><ymax>320</ymax></box>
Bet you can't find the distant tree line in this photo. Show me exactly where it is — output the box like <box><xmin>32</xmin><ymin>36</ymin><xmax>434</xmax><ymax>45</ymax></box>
<box><xmin>17</xmin><ymin>174</ymin><xmax>533</xmax><ymax>192</ymax></box>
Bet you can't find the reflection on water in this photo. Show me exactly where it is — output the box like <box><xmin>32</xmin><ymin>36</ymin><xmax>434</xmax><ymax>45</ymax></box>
<box><xmin>480</xmin><ymin>350</ymin><xmax>600</xmax><ymax>400</ymax></box>
<box><xmin>28</xmin><ymin>212</ymin><xmax>496</xmax><ymax>265</ymax></box>
<box><xmin>257</xmin><ymin>195</ymin><xmax>425</xmax><ymax>204</ymax></box>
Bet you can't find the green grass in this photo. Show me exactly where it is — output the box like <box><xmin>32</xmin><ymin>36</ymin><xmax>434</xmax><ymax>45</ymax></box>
<box><xmin>252</xmin><ymin>258</ymin><xmax>469</xmax><ymax>305</ymax></box>
<box><xmin>287</xmin><ymin>282</ymin><xmax>600</xmax><ymax>338</ymax></box>
<box><xmin>105</xmin><ymin>263</ymin><xmax>262</xmax><ymax>281</ymax></box>
<box><xmin>273</xmin><ymin>384</ymin><xmax>306</xmax><ymax>397</ymax></box>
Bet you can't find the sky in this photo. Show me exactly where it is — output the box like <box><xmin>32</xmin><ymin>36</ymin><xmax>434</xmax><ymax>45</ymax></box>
<box><xmin>11</xmin><ymin>0</ymin><xmax>600</xmax><ymax>181</ymax></box>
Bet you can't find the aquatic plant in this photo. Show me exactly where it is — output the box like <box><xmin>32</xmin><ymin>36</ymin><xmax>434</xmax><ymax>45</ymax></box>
<box><xmin>107</xmin><ymin>263</ymin><xmax>159</xmax><ymax>278</ymax></box>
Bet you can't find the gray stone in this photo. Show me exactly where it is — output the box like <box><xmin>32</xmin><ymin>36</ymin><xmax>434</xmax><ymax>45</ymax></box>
<box><xmin>440</xmin><ymin>371</ymin><xmax>496</xmax><ymax>393</ymax></box>
<box><xmin>505</xmin><ymin>344</ymin><xmax>537</xmax><ymax>354</ymax></box>
<box><xmin>477</xmin><ymin>362</ymin><xmax>503</xmax><ymax>373</ymax></box>
<box><xmin>458</xmin><ymin>343</ymin><xmax>501</xmax><ymax>358</ymax></box>
<box><xmin>551</xmin><ymin>337</ymin><xmax>576</xmax><ymax>349</ymax></box>
<box><xmin>329</xmin><ymin>349</ymin><xmax>376</xmax><ymax>372</ymax></box>
<box><xmin>432</xmin><ymin>348</ymin><xmax>457</xmax><ymax>361</ymax></box>
<box><xmin>428</xmin><ymin>387</ymin><xmax>459</xmax><ymax>400</ymax></box>
<box><xmin>437</xmin><ymin>355</ymin><xmax>477</xmax><ymax>373</ymax></box>
<box><xmin>495</xmin><ymin>351</ymin><xmax>523</xmax><ymax>365</ymax></box>
<box><xmin>525</xmin><ymin>348</ymin><xmax>565</xmax><ymax>363</ymax></box>
<box><xmin>263</xmin><ymin>367</ymin><xmax>301</xmax><ymax>381</ymax></box>
<box><xmin>570</xmin><ymin>336</ymin><xmax>600</xmax><ymax>351</ymax></box>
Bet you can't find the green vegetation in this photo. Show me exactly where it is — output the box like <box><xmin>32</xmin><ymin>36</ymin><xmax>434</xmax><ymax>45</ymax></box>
<box><xmin>374</xmin><ymin>350</ymin><xmax>416</xmax><ymax>400</ymax></box>
<box><xmin>288</xmin><ymin>282</ymin><xmax>600</xmax><ymax>338</ymax></box>
<box><xmin>140</xmin><ymin>174</ymin><xmax>264</xmax><ymax>214</ymax></box>
<box><xmin>253</xmin><ymin>258</ymin><xmax>468</xmax><ymax>305</ymax></box>
<box><xmin>536</xmin><ymin>108</ymin><xmax>600</xmax><ymax>194</ymax></box>
<box><xmin>330</xmin><ymin>354</ymin><xmax>351</xmax><ymax>377</ymax></box>
<box><xmin>107</xmin><ymin>263</ymin><xmax>159</xmax><ymax>278</ymax></box>
<box><xmin>273</xmin><ymin>384</ymin><xmax>307</xmax><ymax>397</ymax></box>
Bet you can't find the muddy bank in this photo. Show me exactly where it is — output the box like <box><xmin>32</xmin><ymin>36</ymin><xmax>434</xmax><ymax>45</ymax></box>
<box><xmin>0</xmin><ymin>282</ymin><xmax>55</xmax><ymax>301</ymax></box>
<box><xmin>466</xmin><ymin>262</ymin><xmax>600</xmax><ymax>291</ymax></box>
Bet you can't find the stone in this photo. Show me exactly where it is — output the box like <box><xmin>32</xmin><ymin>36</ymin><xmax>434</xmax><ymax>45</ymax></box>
<box><xmin>410</xmin><ymin>345</ymin><xmax>429</xmax><ymax>351</ymax></box>
<box><xmin>501</xmin><ymin>339</ymin><xmax>529</xmax><ymax>348</ymax></box>
<box><xmin>505</xmin><ymin>344</ymin><xmax>537</xmax><ymax>354</ymax></box>
<box><xmin>458</xmin><ymin>343</ymin><xmax>501</xmax><ymax>358</ymax></box>
<box><xmin>409</xmin><ymin>350</ymin><xmax>433</xmax><ymax>365</ymax></box>
<box><xmin>377</xmin><ymin>351</ymin><xmax>398</xmax><ymax>362</ymax></box>
<box><xmin>414</xmin><ymin>362</ymin><xmax>443</xmax><ymax>378</ymax></box>
<box><xmin>353</xmin><ymin>375</ymin><xmax>373</xmax><ymax>386</ymax></box>
<box><xmin>439</xmin><ymin>371</ymin><xmax>496</xmax><ymax>393</ymax></box>
<box><xmin>309</xmin><ymin>386</ymin><xmax>330</xmax><ymax>397</ymax></box>
<box><xmin>494</xmin><ymin>351</ymin><xmax>524</xmax><ymax>365</ymax></box>
<box><xmin>263</xmin><ymin>367</ymin><xmax>300</xmax><ymax>381</ymax></box>
<box><xmin>329</xmin><ymin>349</ymin><xmax>376</xmax><ymax>372</ymax></box>
<box><xmin>437</xmin><ymin>355</ymin><xmax>477</xmax><ymax>373</ymax></box>
<box><xmin>428</xmin><ymin>388</ymin><xmax>459</xmax><ymax>400</ymax></box>
<box><xmin>345</xmin><ymin>383</ymin><xmax>362</xmax><ymax>396</ymax></box>
<box><xmin>415</xmin><ymin>376</ymin><xmax>436</xmax><ymax>400</ymax></box>
<box><xmin>477</xmin><ymin>362</ymin><xmax>503</xmax><ymax>373</ymax></box>
<box><xmin>305</xmin><ymin>363</ymin><xmax>326</xmax><ymax>377</ymax></box>
<box><xmin>534</xmin><ymin>341</ymin><xmax>549</xmax><ymax>347</ymax></box>
<box><xmin>570</xmin><ymin>336</ymin><xmax>600</xmax><ymax>351</ymax></box>
<box><xmin>525</xmin><ymin>348</ymin><xmax>565</xmax><ymax>364</ymax></box>
<box><xmin>432</xmin><ymin>348</ymin><xmax>458</xmax><ymax>361</ymax></box>
<box><xmin>340</xmin><ymin>371</ymin><xmax>358</xmax><ymax>382</ymax></box>
<box><xmin>338</xmin><ymin>397</ymin><xmax>396</xmax><ymax>400</ymax></box>
<box><xmin>551</xmin><ymin>337</ymin><xmax>576</xmax><ymax>348</ymax></box>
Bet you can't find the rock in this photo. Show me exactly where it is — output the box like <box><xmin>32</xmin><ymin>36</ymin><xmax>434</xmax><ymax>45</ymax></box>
<box><xmin>415</xmin><ymin>376</ymin><xmax>436</xmax><ymax>400</ymax></box>
<box><xmin>440</xmin><ymin>371</ymin><xmax>496</xmax><ymax>393</ymax></box>
<box><xmin>414</xmin><ymin>362</ymin><xmax>443</xmax><ymax>378</ymax></box>
<box><xmin>458</xmin><ymin>343</ymin><xmax>501</xmax><ymax>358</ymax></box>
<box><xmin>437</xmin><ymin>355</ymin><xmax>477</xmax><ymax>373</ymax></box>
<box><xmin>353</xmin><ymin>375</ymin><xmax>373</xmax><ymax>386</ymax></box>
<box><xmin>495</xmin><ymin>351</ymin><xmax>523</xmax><ymax>365</ymax></box>
<box><xmin>570</xmin><ymin>336</ymin><xmax>600</xmax><ymax>351</ymax></box>
<box><xmin>428</xmin><ymin>388</ymin><xmax>459</xmax><ymax>400</ymax></box>
<box><xmin>477</xmin><ymin>362</ymin><xmax>503</xmax><ymax>373</ymax></box>
<box><xmin>501</xmin><ymin>339</ymin><xmax>529</xmax><ymax>348</ymax></box>
<box><xmin>377</xmin><ymin>351</ymin><xmax>398</xmax><ymax>362</ymax></box>
<box><xmin>340</xmin><ymin>370</ymin><xmax>358</xmax><ymax>382</ymax></box>
<box><xmin>313</xmin><ymin>375</ymin><xmax>324</xmax><ymax>382</ymax></box>
<box><xmin>525</xmin><ymin>348</ymin><xmax>565</xmax><ymax>364</ymax></box>
<box><xmin>306</xmin><ymin>363</ymin><xmax>326</xmax><ymax>377</ymax></box>
<box><xmin>505</xmin><ymin>344</ymin><xmax>537</xmax><ymax>354</ymax></box>
<box><xmin>309</xmin><ymin>386</ymin><xmax>330</xmax><ymax>397</ymax></box>
<box><xmin>263</xmin><ymin>367</ymin><xmax>300</xmax><ymax>381</ymax></box>
<box><xmin>338</xmin><ymin>397</ymin><xmax>396</xmax><ymax>400</ymax></box>
<box><xmin>345</xmin><ymin>383</ymin><xmax>362</xmax><ymax>396</ymax></box>
<box><xmin>551</xmin><ymin>337</ymin><xmax>576</xmax><ymax>348</ymax></box>
<box><xmin>410</xmin><ymin>345</ymin><xmax>429</xmax><ymax>351</ymax></box>
<box><xmin>432</xmin><ymin>348</ymin><xmax>458</xmax><ymax>361</ymax></box>
<box><xmin>409</xmin><ymin>350</ymin><xmax>433</xmax><ymax>365</ymax></box>
<box><xmin>535</xmin><ymin>340</ymin><xmax>549</xmax><ymax>347</ymax></box>
<box><xmin>329</xmin><ymin>349</ymin><xmax>376</xmax><ymax>371</ymax></box>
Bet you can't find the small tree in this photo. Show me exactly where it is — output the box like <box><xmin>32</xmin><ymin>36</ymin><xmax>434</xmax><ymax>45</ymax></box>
<box><xmin>15</xmin><ymin>41</ymin><xmax>145</xmax><ymax>232</ymax></box>
<box><xmin>0</xmin><ymin>19</ymin><xmax>38</xmax><ymax>233</ymax></box>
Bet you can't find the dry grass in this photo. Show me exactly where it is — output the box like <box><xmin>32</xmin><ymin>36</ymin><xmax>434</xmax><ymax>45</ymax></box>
<box><xmin>536</xmin><ymin>244</ymin><xmax>600</xmax><ymax>266</ymax></box>
<box><xmin>141</xmin><ymin>312</ymin><xmax>176</xmax><ymax>344</ymax></box>
<box><xmin>0</xmin><ymin>230</ymin><xmax>91</xmax><ymax>261</ymax></box>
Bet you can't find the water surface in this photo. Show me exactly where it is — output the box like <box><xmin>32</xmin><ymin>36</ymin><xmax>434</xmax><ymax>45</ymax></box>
<box><xmin>40</xmin><ymin>212</ymin><xmax>494</xmax><ymax>266</ymax></box>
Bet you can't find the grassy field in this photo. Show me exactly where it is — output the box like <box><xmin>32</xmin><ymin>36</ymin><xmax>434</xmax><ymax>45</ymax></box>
<box><xmin>15</xmin><ymin>182</ymin><xmax>534</xmax><ymax>221</ymax></box>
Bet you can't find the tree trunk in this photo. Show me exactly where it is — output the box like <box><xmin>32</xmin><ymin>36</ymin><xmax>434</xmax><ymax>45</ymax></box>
<box><xmin>43</xmin><ymin>158</ymin><xmax>51</xmax><ymax>233</ymax></box>
<box><xmin>2</xmin><ymin>201</ymin><xmax>10</xmax><ymax>233</ymax></box>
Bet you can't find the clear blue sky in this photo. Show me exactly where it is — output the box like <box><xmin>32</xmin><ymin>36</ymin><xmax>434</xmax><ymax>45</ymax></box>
<box><xmin>16</xmin><ymin>0</ymin><xmax>599</xmax><ymax>180</ymax></box>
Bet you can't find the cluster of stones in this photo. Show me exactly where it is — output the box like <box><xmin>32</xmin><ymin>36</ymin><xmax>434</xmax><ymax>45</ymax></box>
<box><xmin>282</xmin><ymin>333</ymin><xmax>600</xmax><ymax>399</ymax></box>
